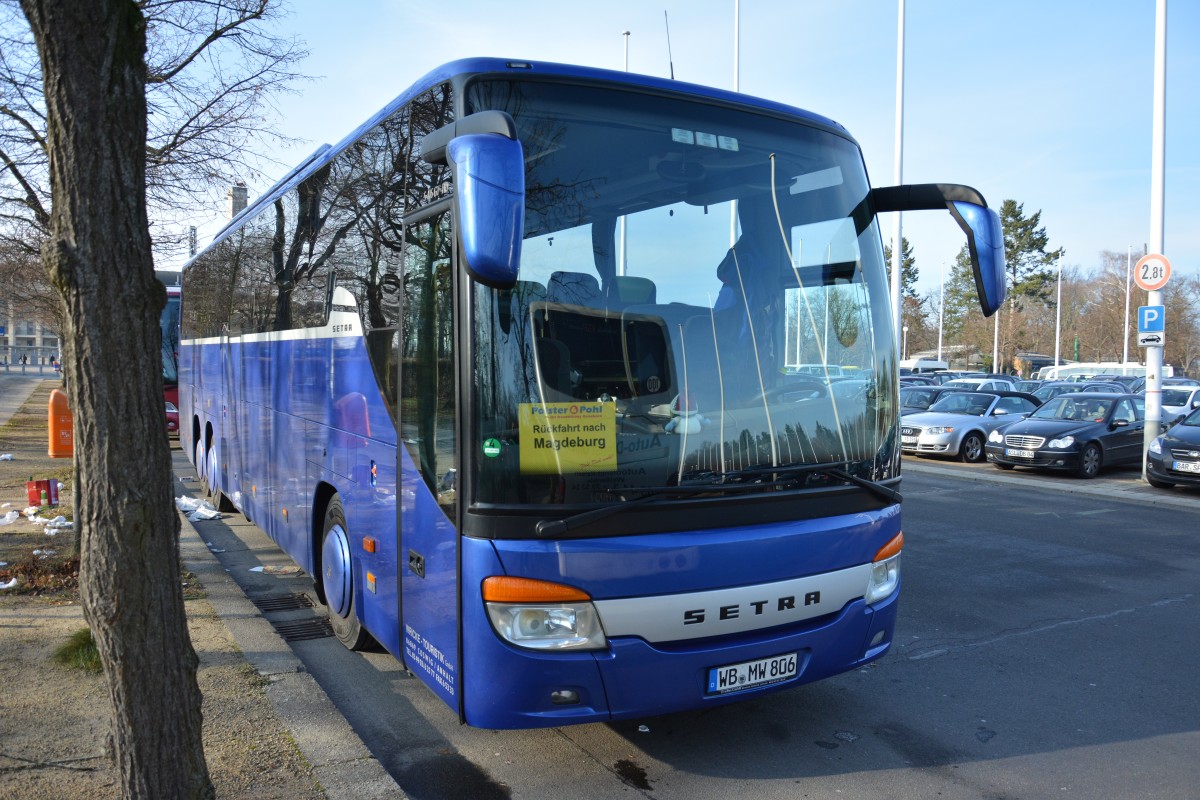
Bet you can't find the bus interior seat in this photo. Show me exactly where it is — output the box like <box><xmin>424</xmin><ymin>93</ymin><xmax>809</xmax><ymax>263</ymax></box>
<box><xmin>534</xmin><ymin>337</ymin><xmax>574</xmax><ymax>396</ymax></box>
<box><xmin>548</xmin><ymin>271</ymin><xmax>600</xmax><ymax>306</ymax></box>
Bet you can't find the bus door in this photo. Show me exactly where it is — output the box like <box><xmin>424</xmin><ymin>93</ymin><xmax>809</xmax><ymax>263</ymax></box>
<box><xmin>397</xmin><ymin>207</ymin><xmax>462</xmax><ymax>711</ymax></box>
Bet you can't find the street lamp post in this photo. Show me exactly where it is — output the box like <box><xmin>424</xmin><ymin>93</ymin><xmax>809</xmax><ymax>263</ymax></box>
<box><xmin>937</xmin><ymin>261</ymin><xmax>944</xmax><ymax>363</ymax></box>
<box><xmin>890</xmin><ymin>0</ymin><xmax>906</xmax><ymax>355</ymax></box>
<box><xmin>1122</xmin><ymin>245</ymin><xmax>1132</xmax><ymax>373</ymax></box>
<box><xmin>1054</xmin><ymin>255</ymin><xmax>1062</xmax><ymax>373</ymax></box>
<box><xmin>902</xmin><ymin>325</ymin><xmax>909</xmax><ymax>361</ymax></box>
<box><xmin>618</xmin><ymin>31</ymin><xmax>631</xmax><ymax>276</ymax></box>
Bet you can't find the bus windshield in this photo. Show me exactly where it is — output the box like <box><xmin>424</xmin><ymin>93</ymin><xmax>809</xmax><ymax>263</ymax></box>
<box><xmin>468</xmin><ymin>80</ymin><xmax>897</xmax><ymax>507</ymax></box>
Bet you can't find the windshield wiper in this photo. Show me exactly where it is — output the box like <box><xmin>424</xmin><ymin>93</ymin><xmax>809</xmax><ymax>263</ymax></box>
<box><xmin>534</xmin><ymin>478</ymin><xmax>798</xmax><ymax>537</ymax></box>
<box><xmin>700</xmin><ymin>461</ymin><xmax>902</xmax><ymax>505</ymax></box>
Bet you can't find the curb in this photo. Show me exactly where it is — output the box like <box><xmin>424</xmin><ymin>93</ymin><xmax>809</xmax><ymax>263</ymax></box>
<box><xmin>177</xmin><ymin>509</ymin><xmax>405</xmax><ymax>799</ymax></box>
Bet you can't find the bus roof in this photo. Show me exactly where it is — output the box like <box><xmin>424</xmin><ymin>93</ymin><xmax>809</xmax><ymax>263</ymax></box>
<box><xmin>196</xmin><ymin>57</ymin><xmax>853</xmax><ymax>262</ymax></box>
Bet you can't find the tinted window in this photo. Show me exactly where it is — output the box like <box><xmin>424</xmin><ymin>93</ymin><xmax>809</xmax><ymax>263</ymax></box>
<box><xmin>1162</xmin><ymin>389</ymin><xmax>1193</xmax><ymax>406</ymax></box>
<box><xmin>901</xmin><ymin>388</ymin><xmax>935</xmax><ymax>408</ymax></box>
<box><xmin>993</xmin><ymin>396</ymin><xmax>1033</xmax><ymax>415</ymax></box>
<box><xmin>929</xmin><ymin>392</ymin><xmax>993</xmax><ymax>415</ymax></box>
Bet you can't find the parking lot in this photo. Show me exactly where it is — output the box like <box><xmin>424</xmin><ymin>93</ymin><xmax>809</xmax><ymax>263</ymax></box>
<box><xmin>900</xmin><ymin>449</ymin><xmax>1200</xmax><ymax>510</ymax></box>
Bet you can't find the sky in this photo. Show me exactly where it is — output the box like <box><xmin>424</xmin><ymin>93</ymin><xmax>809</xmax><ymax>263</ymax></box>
<box><xmin>185</xmin><ymin>0</ymin><xmax>1200</xmax><ymax>297</ymax></box>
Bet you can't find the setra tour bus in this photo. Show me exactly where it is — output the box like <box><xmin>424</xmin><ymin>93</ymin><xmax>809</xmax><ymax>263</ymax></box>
<box><xmin>156</xmin><ymin>271</ymin><xmax>182</xmax><ymax>431</ymax></box>
<box><xmin>180</xmin><ymin>58</ymin><xmax>1005</xmax><ymax>728</ymax></box>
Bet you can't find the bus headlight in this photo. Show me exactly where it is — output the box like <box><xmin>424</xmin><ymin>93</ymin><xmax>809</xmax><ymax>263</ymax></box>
<box><xmin>865</xmin><ymin>532</ymin><xmax>902</xmax><ymax>605</ymax></box>
<box><xmin>482</xmin><ymin>576</ymin><xmax>607</xmax><ymax>651</ymax></box>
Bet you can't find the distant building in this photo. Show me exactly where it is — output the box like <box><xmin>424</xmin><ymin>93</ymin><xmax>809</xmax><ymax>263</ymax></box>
<box><xmin>907</xmin><ymin>345</ymin><xmax>983</xmax><ymax>371</ymax></box>
<box><xmin>0</xmin><ymin>300</ymin><xmax>59</xmax><ymax>368</ymax></box>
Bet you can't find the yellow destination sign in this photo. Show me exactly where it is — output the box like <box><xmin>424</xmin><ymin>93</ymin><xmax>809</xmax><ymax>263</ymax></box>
<box><xmin>518</xmin><ymin>402</ymin><xmax>617</xmax><ymax>474</ymax></box>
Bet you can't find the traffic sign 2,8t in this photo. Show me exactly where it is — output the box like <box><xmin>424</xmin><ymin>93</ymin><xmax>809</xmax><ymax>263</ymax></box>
<box><xmin>1134</xmin><ymin>254</ymin><xmax>1171</xmax><ymax>292</ymax></box>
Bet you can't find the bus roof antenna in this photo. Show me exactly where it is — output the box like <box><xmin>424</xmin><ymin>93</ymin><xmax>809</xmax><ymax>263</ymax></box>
<box><xmin>664</xmin><ymin>10</ymin><xmax>675</xmax><ymax>79</ymax></box>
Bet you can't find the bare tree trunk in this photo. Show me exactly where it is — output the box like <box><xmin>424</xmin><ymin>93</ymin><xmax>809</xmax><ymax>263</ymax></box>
<box><xmin>18</xmin><ymin>1</ymin><xmax>212</xmax><ymax>797</ymax></box>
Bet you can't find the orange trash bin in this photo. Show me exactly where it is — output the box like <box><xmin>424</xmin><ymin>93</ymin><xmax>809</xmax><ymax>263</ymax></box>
<box><xmin>48</xmin><ymin>388</ymin><xmax>73</xmax><ymax>458</ymax></box>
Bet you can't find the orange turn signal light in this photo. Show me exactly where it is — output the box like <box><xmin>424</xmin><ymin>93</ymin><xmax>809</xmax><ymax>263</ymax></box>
<box><xmin>481</xmin><ymin>576</ymin><xmax>591</xmax><ymax>603</ymax></box>
<box><xmin>873</xmin><ymin>531</ymin><xmax>904</xmax><ymax>562</ymax></box>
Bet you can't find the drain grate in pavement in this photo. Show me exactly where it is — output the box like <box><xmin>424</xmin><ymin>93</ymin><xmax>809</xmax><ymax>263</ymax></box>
<box><xmin>249</xmin><ymin>593</ymin><xmax>314</xmax><ymax>612</ymax></box>
<box><xmin>269</xmin><ymin>617</ymin><xmax>333</xmax><ymax>642</ymax></box>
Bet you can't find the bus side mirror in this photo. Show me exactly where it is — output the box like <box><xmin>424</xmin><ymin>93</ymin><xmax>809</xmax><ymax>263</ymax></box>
<box><xmin>871</xmin><ymin>183</ymin><xmax>1007</xmax><ymax>317</ymax></box>
<box><xmin>448</xmin><ymin>134</ymin><xmax>524</xmax><ymax>288</ymax></box>
<box><xmin>948</xmin><ymin>200</ymin><xmax>1005</xmax><ymax>317</ymax></box>
<box><xmin>422</xmin><ymin>111</ymin><xmax>525</xmax><ymax>289</ymax></box>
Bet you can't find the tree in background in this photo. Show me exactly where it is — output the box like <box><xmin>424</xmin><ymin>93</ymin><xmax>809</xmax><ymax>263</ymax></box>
<box><xmin>936</xmin><ymin>239</ymin><xmax>1200</xmax><ymax>376</ymax></box>
<box><xmin>937</xmin><ymin>199</ymin><xmax>1064</xmax><ymax>371</ymax></box>
<box><xmin>1162</xmin><ymin>273</ymin><xmax>1200</xmax><ymax>377</ymax></box>
<box><xmin>999</xmin><ymin>200</ymin><xmax>1061</xmax><ymax>303</ymax></box>
<box><xmin>1067</xmin><ymin>248</ymin><xmax>1147</xmax><ymax>364</ymax></box>
<box><xmin>884</xmin><ymin>236</ymin><xmax>919</xmax><ymax>302</ymax></box>
<box><xmin>1</xmin><ymin>0</ymin><xmax>306</xmax><ymax>311</ymax></box>
<box><xmin>884</xmin><ymin>236</ymin><xmax>937</xmax><ymax>355</ymax></box>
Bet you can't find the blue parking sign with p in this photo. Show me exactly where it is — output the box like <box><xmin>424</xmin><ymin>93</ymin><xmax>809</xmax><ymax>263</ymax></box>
<box><xmin>1138</xmin><ymin>305</ymin><xmax>1164</xmax><ymax>333</ymax></box>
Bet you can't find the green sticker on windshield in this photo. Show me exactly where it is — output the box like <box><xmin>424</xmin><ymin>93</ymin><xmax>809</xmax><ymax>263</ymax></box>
<box><xmin>483</xmin><ymin>438</ymin><xmax>503</xmax><ymax>458</ymax></box>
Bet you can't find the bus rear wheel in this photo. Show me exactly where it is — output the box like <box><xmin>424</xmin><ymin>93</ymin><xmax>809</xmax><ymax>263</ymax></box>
<box><xmin>320</xmin><ymin>498</ymin><xmax>373</xmax><ymax>651</ymax></box>
<box><xmin>202</xmin><ymin>441</ymin><xmax>236</xmax><ymax>512</ymax></box>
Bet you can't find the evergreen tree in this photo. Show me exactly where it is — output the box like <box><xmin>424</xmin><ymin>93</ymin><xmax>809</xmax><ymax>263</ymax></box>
<box><xmin>883</xmin><ymin>236</ymin><xmax>919</xmax><ymax>302</ymax></box>
<box><xmin>1000</xmin><ymin>199</ymin><xmax>1062</xmax><ymax>309</ymax></box>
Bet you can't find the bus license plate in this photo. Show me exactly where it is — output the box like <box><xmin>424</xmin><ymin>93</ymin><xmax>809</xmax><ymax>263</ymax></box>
<box><xmin>707</xmin><ymin>652</ymin><xmax>797</xmax><ymax>695</ymax></box>
<box><xmin>1172</xmin><ymin>460</ymin><xmax>1200</xmax><ymax>473</ymax></box>
<box><xmin>1006</xmin><ymin>448</ymin><xmax>1035</xmax><ymax>459</ymax></box>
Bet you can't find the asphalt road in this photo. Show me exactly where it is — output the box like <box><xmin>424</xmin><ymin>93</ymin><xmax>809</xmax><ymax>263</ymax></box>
<box><xmin>181</xmin><ymin>450</ymin><xmax>1200</xmax><ymax>800</ymax></box>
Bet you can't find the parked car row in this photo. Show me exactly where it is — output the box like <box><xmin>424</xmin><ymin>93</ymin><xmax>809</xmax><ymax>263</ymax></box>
<box><xmin>902</xmin><ymin>380</ymin><xmax>1200</xmax><ymax>491</ymax></box>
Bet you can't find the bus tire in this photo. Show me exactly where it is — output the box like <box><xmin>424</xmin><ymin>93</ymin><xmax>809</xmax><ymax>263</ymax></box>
<box><xmin>320</xmin><ymin>498</ymin><xmax>373</xmax><ymax>651</ymax></box>
<box><xmin>194</xmin><ymin>438</ymin><xmax>206</xmax><ymax>485</ymax></box>
<box><xmin>203</xmin><ymin>442</ymin><xmax>236</xmax><ymax>512</ymax></box>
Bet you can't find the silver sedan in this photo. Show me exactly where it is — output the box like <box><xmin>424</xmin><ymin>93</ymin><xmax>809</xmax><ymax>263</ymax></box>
<box><xmin>900</xmin><ymin>391</ymin><xmax>1040</xmax><ymax>463</ymax></box>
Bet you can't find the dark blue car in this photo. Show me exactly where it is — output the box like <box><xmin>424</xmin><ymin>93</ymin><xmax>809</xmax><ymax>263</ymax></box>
<box><xmin>985</xmin><ymin>393</ymin><xmax>1147</xmax><ymax>478</ymax></box>
<box><xmin>1146</xmin><ymin>406</ymin><xmax>1200</xmax><ymax>489</ymax></box>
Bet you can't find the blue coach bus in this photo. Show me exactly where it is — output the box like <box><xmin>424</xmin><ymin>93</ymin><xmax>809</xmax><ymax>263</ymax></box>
<box><xmin>181</xmin><ymin>58</ymin><xmax>1004</xmax><ymax>728</ymax></box>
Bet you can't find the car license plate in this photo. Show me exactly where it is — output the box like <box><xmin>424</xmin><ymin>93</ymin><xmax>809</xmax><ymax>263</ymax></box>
<box><xmin>901</xmin><ymin>436</ymin><xmax>918</xmax><ymax>445</ymax></box>
<box><xmin>1172</xmin><ymin>460</ymin><xmax>1200</xmax><ymax>474</ymax></box>
<box><xmin>1006</xmin><ymin>448</ymin><xmax>1035</xmax><ymax>459</ymax></box>
<box><xmin>707</xmin><ymin>652</ymin><xmax>798</xmax><ymax>695</ymax></box>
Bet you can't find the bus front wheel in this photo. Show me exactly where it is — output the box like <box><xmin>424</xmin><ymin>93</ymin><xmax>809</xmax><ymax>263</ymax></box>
<box><xmin>320</xmin><ymin>498</ymin><xmax>373</xmax><ymax>651</ymax></box>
